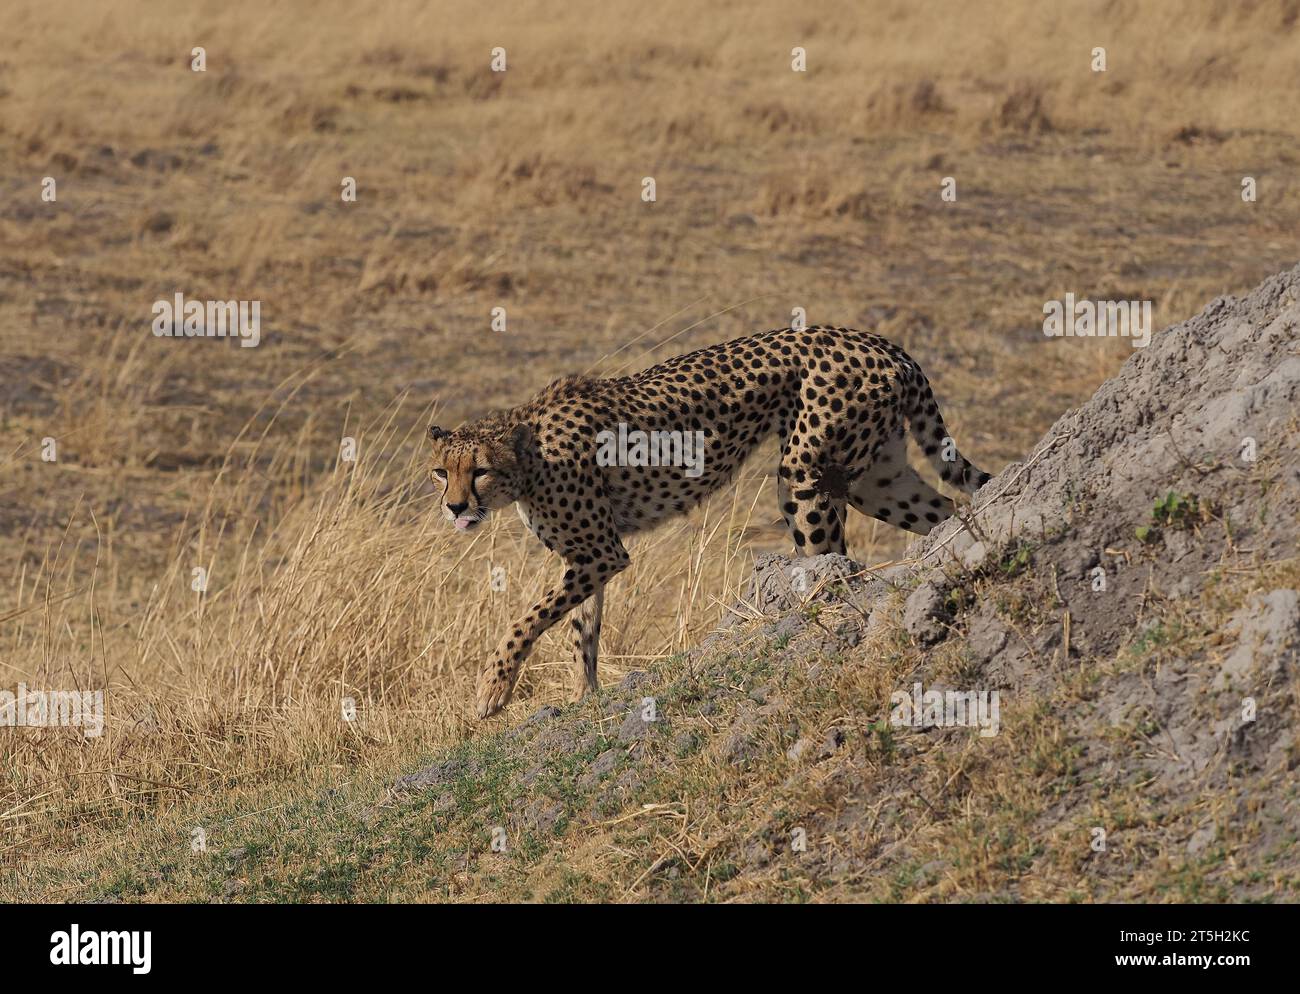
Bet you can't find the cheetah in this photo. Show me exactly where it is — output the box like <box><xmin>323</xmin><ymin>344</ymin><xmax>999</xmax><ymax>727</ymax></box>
<box><xmin>427</xmin><ymin>325</ymin><xmax>991</xmax><ymax>718</ymax></box>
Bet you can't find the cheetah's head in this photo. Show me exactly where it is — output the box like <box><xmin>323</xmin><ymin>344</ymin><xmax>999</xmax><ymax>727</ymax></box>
<box><xmin>426</xmin><ymin>421</ymin><xmax>532</xmax><ymax>532</ymax></box>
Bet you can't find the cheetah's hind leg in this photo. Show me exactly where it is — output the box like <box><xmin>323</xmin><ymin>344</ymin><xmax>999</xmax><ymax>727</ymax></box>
<box><xmin>847</xmin><ymin>463</ymin><xmax>954</xmax><ymax>536</ymax></box>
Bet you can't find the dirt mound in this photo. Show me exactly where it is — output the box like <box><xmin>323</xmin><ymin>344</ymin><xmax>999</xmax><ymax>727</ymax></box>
<box><xmin>390</xmin><ymin>264</ymin><xmax>1300</xmax><ymax>901</ymax></box>
<box><xmin>911</xmin><ymin>262</ymin><xmax>1300</xmax><ymax>665</ymax></box>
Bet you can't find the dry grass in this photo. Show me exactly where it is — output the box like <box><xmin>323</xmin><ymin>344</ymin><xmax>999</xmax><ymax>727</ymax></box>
<box><xmin>0</xmin><ymin>398</ymin><xmax>762</xmax><ymax>862</ymax></box>
<box><xmin>2</xmin><ymin>0</ymin><xmax>1300</xmax><ymax>898</ymax></box>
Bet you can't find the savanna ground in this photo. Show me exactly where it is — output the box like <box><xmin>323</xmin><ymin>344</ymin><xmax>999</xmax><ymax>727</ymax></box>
<box><xmin>2</xmin><ymin>0</ymin><xmax>1299</xmax><ymax>901</ymax></box>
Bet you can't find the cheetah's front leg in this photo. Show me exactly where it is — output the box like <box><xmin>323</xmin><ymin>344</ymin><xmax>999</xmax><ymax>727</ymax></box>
<box><xmin>476</xmin><ymin>558</ymin><xmax>623</xmax><ymax>718</ymax></box>
<box><xmin>570</xmin><ymin>588</ymin><xmax>603</xmax><ymax>701</ymax></box>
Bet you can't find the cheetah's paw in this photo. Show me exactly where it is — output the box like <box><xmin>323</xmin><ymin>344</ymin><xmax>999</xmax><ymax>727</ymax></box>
<box><xmin>476</xmin><ymin>666</ymin><xmax>515</xmax><ymax>719</ymax></box>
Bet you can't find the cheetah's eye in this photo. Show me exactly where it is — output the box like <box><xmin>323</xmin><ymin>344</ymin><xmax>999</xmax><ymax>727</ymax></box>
<box><xmin>472</xmin><ymin>468</ymin><xmax>491</xmax><ymax>479</ymax></box>
<box><xmin>432</xmin><ymin>468</ymin><xmax>447</xmax><ymax>481</ymax></box>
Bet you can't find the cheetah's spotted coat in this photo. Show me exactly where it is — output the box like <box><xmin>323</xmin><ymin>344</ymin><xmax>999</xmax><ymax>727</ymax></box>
<box><xmin>427</xmin><ymin>326</ymin><xmax>991</xmax><ymax>717</ymax></box>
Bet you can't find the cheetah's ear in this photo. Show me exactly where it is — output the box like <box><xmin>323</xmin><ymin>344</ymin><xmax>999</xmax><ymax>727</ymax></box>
<box><xmin>428</xmin><ymin>424</ymin><xmax>450</xmax><ymax>442</ymax></box>
<box><xmin>507</xmin><ymin>422</ymin><xmax>533</xmax><ymax>461</ymax></box>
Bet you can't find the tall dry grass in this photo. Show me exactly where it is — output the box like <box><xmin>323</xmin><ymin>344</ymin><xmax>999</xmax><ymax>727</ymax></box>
<box><xmin>1</xmin><ymin>383</ymin><xmax>769</xmax><ymax>856</ymax></box>
<box><xmin>8</xmin><ymin>1</ymin><xmax>1300</xmax><ymax>155</ymax></box>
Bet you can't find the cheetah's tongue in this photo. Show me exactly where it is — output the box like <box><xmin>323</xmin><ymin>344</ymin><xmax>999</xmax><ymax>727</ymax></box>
<box><xmin>454</xmin><ymin>516</ymin><xmax>474</xmax><ymax>530</ymax></box>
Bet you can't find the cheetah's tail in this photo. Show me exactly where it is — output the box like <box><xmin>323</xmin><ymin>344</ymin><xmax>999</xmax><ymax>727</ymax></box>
<box><xmin>903</xmin><ymin>362</ymin><xmax>992</xmax><ymax>496</ymax></box>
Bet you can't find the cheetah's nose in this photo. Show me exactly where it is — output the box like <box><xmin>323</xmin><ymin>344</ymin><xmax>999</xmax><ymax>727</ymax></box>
<box><xmin>447</xmin><ymin>501</ymin><xmax>469</xmax><ymax>515</ymax></box>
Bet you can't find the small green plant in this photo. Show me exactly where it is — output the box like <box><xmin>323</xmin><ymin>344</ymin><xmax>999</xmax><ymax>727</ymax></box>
<box><xmin>946</xmin><ymin>585</ymin><xmax>974</xmax><ymax>612</ymax></box>
<box><xmin>1137</xmin><ymin>491</ymin><xmax>1203</xmax><ymax>542</ymax></box>
<box><xmin>1152</xmin><ymin>490</ymin><xmax>1200</xmax><ymax>525</ymax></box>
<box><xmin>1000</xmin><ymin>543</ymin><xmax>1033</xmax><ymax>577</ymax></box>
<box><xmin>869</xmin><ymin>719</ymin><xmax>897</xmax><ymax>764</ymax></box>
